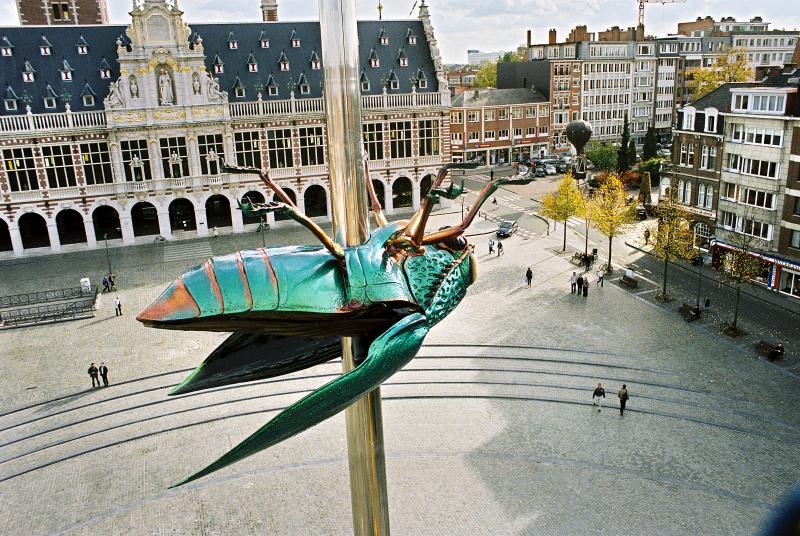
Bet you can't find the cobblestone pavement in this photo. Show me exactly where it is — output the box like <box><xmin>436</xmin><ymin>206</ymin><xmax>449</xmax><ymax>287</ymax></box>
<box><xmin>1</xmin><ymin>206</ymin><xmax>799</xmax><ymax>535</ymax></box>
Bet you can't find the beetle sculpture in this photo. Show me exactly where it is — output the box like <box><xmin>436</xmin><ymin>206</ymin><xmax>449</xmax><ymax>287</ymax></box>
<box><xmin>138</xmin><ymin>160</ymin><xmax>532</xmax><ymax>486</ymax></box>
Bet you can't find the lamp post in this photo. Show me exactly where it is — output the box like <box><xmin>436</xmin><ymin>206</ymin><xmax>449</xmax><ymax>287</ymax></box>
<box><xmin>260</xmin><ymin>216</ymin><xmax>266</xmax><ymax>249</ymax></box>
<box><xmin>103</xmin><ymin>233</ymin><xmax>112</xmax><ymax>276</ymax></box>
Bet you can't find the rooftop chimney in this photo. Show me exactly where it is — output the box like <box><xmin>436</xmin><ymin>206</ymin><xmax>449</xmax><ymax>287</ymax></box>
<box><xmin>527</xmin><ymin>29</ymin><xmax>532</xmax><ymax>48</ymax></box>
<box><xmin>548</xmin><ymin>28</ymin><xmax>557</xmax><ymax>45</ymax></box>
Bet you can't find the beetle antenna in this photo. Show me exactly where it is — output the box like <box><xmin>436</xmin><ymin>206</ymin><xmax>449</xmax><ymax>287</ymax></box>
<box><xmin>405</xmin><ymin>162</ymin><xmax>463</xmax><ymax>246</ymax></box>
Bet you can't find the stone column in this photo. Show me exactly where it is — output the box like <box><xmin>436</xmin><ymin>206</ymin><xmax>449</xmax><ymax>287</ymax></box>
<box><xmin>149</xmin><ymin>136</ymin><xmax>164</xmax><ymax>180</ymax></box>
<box><xmin>109</xmin><ymin>141</ymin><xmax>126</xmax><ymax>183</ymax></box>
<box><xmin>196</xmin><ymin>206</ymin><xmax>209</xmax><ymax>237</ymax></box>
<box><xmin>157</xmin><ymin>209</ymin><xmax>173</xmax><ymax>239</ymax></box>
<box><xmin>384</xmin><ymin>179</ymin><xmax>393</xmax><ymax>214</ymax></box>
<box><xmin>187</xmin><ymin>135</ymin><xmax>201</xmax><ymax>177</ymax></box>
<box><xmin>83</xmin><ymin>217</ymin><xmax>98</xmax><ymax>249</ymax></box>
<box><xmin>119</xmin><ymin>214</ymin><xmax>135</xmax><ymax>245</ymax></box>
<box><xmin>231</xmin><ymin>202</ymin><xmax>244</xmax><ymax>233</ymax></box>
<box><xmin>47</xmin><ymin>222</ymin><xmax>62</xmax><ymax>253</ymax></box>
<box><xmin>411</xmin><ymin>180</ymin><xmax>421</xmax><ymax>210</ymax></box>
<box><xmin>8</xmin><ymin>223</ymin><xmax>24</xmax><ymax>257</ymax></box>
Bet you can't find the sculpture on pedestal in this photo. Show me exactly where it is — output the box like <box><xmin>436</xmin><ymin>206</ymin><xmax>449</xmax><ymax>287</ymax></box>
<box><xmin>138</xmin><ymin>160</ymin><xmax>532</xmax><ymax>486</ymax></box>
<box><xmin>158</xmin><ymin>68</ymin><xmax>174</xmax><ymax>105</ymax></box>
<box><xmin>565</xmin><ymin>119</ymin><xmax>593</xmax><ymax>182</ymax></box>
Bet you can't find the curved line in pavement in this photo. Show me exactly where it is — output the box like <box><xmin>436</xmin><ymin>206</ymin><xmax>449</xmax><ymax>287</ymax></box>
<box><xmin>47</xmin><ymin>450</ymin><xmax>773</xmax><ymax>535</ymax></box>
<box><xmin>2</xmin><ymin>393</ymin><xmax>798</xmax><ymax>485</ymax></box>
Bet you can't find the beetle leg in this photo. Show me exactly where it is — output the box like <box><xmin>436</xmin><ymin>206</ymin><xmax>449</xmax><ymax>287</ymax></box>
<box><xmin>172</xmin><ymin>312</ymin><xmax>430</xmax><ymax>487</ymax></box>
<box><xmin>364</xmin><ymin>156</ymin><xmax>388</xmax><ymax>227</ymax></box>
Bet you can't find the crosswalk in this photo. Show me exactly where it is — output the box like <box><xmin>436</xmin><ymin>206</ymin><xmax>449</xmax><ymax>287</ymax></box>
<box><xmin>566</xmin><ymin>217</ymin><xmax>585</xmax><ymax>229</ymax></box>
<box><xmin>162</xmin><ymin>241</ymin><xmax>213</xmax><ymax>263</ymax></box>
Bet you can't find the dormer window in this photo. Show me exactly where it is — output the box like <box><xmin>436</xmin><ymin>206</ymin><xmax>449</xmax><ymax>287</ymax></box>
<box><xmin>290</xmin><ymin>30</ymin><xmax>300</xmax><ymax>48</ymax></box>
<box><xmin>361</xmin><ymin>72</ymin><xmax>370</xmax><ymax>92</ymax></box>
<box><xmin>247</xmin><ymin>53</ymin><xmax>258</xmax><ymax>73</ymax></box>
<box><xmin>23</xmin><ymin>72</ymin><xmax>34</xmax><ymax>83</ymax></box>
<box><xmin>682</xmin><ymin>108</ymin><xmax>695</xmax><ymax>130</ymax></box>
<box><xmin>379</xmin><ymin>27</ymin><xmax>388</xmax><ymax>46</ymax></box>
<box><xmin>279</xmin><ymin>52</ymin><xmax>289</xmax><ymax>71</ymax></box>
<box><xmin>1</xmin><ymin>46</ymin><xmax>11</xmax><ymax>57</ymax></box>
<box><xmin>41</xmin><ymin>46</ymin><xmax>51</xmax><ymax>56</ymax></box>
<box><xmin>60</xmin><ymin>60</ymin><xmax>73</xmax><ymax>81</ymax></box>
<box><xmin>22</xmin><ymin>62</ymin><xmax>35</xmax><ymax>83</ymax></box>
<box><xmin>705</xmin><ymin>109</ymin><xmax>718</xmax><ymax>132</ymax></box>
<box><xmin>83</xmin><ymin>94</ymin><xmax>94</xmax><ymax>107</ymax></box>
<box><xmin>40</xmin><ymin>35</ymin><xmax>52</xmax><ymax>56</ymax></box>
<box><xmin>213</xmin><ymin>54</ymin><xmax>224</xmax><ymax>74</ymax></box>
<box><xmin>228</xmin><ymin>32</ymin><xmax>238</xmax><ymax>50</ymax></box>
<box><xmin>300</xmin><ymin>83</ymin><xmax>310</xmax><ymax>95</ymax></box>
<box><xmin>370</xmin><ymin>50</ymin><xmax>380</xmax><ymax>68</ymax></box>
<box><xmin>391</xmin><ymin>79</ymin><xmax>399</xmax><ymax>90</ymax></box>
<box><xmin>236</xmin><ymin>87</ymin><xmax>245</xmax><ymax>98</ymax></box>
<box><xmin>261</xmin><ymin>38</ymin><xmax>270</xmax><ymax>48</ymax></box>
<box><xmin>398</xmin><ymin>49</ymin><xmax>408</xmax><ymax>67</ymax></box>
<box><xmin>268</xmin><ymin>84</ymin><xmax>278</xmax><ymax>96</ymax></box>
<box><xmin>417</xmin><ymin>71</ymin><xmax>428</xmax><ymax>89</ymax></box>
<box><xmin>232</xmin><ymin>77</ymin><xmax>245</xmax><ymax>98</ymax></box>
<box><xmin>2</xmin><ymin>37</ymin><xmax>14</xmax><ymax>57</ymax></box>
<box><xmin>99</xmin><ymin>68</ymin><xmax>110</xmax><ymax>79</ymax></box>
<box><xmin>310</xmin><ymin>51</ymin><xmax>320</xmax><ymax>70</ymax></box>
<box><xmin>44</xmin><ymin>97</ymin><xmax>56</xmax><ymax>109</ymax></box>
<box><xmin>407</xmin><ymin>29</ymin><xmax>417</xmax><ymax>45</ymax></box>
<box><xmin>4</xmin><ymin>99</ymin><xmax>17</xmax><ymax>111</ymax></box>
<box><xmin>76</xmin><ymin>36</ymin><xmax>88</xmax><ymax>55</ymax></box>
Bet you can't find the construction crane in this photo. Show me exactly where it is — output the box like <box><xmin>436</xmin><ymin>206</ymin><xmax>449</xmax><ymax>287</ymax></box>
<box><xmin>638</xmin><ymin>0</ymin><xmax>686</xmax><ymax>27</ymax></box>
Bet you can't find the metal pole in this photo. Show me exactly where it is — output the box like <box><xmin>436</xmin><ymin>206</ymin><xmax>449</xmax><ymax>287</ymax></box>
<box><xmin>319</xmin><ymin>1</ymin><xmax>390</xmax><ymax>535</ymax></box>
<box><xmin>695</xmin><ymin>256</ymin><xmax>703</xmax><ymax>311</ymax></box>
<box><xmin>104</xmin><ymin>234</ymin><xmax>112</xmax><ymax>276</ymax></box>
<box><xmin>260</xmin><ymin>217</ymin><xmax>266</xmax><ymax>249</ymax></box>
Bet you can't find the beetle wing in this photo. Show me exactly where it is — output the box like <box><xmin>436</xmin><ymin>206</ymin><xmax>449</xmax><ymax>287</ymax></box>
<box><xmin>170</xmin><ymin>332</ymin><xmax>341</xmax><ymax>396</ymax></box>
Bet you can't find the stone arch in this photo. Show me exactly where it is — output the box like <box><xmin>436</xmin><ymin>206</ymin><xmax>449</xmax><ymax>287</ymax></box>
<box><xmin>392</xmin><ymin>176</ymin><xmax>413</xmax><ymax>209</ymax></box>
<box><xmin>371</xmin><ymin>179</ymin><xmax>385</xmax><ymax>208</ymax></box>
<box><xmin>275</xmin><ymin>188</ymin><xmax>297</xmax><ymax>221</ymax></box>
<box><xmin>92</xmin><ymin>205</ymin><xmax>122</xmax><ymax>240</ymax></box>
<box><xmin>205</xmin><ymin>194</ymin><xmax>232</xmax><ymax>229</ymax></box>
<box><xmin>169</xmin><ymin>198</ymin><xmax>197</xmax><ymax>232</ymax></box>
<box><xmin>18</xmin><ymin>212</ymin><xmax>50</xmax><ymax>249</ymax></box>
<box><xmin>241</xmin><ymin>190</ymin><xmax>266</xmax><ymax>225</ymax></box>
<box><xmin>131</xmin><ymin>201</ymin><xmax>160</xmax><ymax>237</ymax></box>
<box><xmin>303</xmin><ymin>184</ymin><xmax>327</xmax><ymax>218</ymax></box>
<box><xmin>55</xmin><ymin>208</ymin><xmax>87</xmax><ymax>245</ymax></box>
<box><xmin>0</xmin><ymin>216</ymin><xmax>11</xmax><ymax>252</ymax></box>
<box><xmin>420</xmin><ymin>174</ymin><xmax>435</xmax><ymax>198</ymax></box>
<box><xmin>659</xmin><ymin>177</ymin><xmax>671</xmax><ymax>198</ymax></box>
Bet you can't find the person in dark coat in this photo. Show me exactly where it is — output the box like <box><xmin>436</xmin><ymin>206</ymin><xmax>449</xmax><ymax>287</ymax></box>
<box><xmin>102</xmin><ymin>276</ymin><xmax>110</xmax><ymax>293</ymax></box>
<box><xmin>99</xmin><ymin>362</ymin><xmax>109</xmax><ymax>387</ymax></box>
<box><xmin>583</xmin><ymin>281</ymin><xmax>589</xmax><ymax>297</ymax></box>
<box><xmin>618</xmin><ymin>384</ymin><xmax>629</xmax><ymax>415</ymax></box>
<box><xmin>88</xmin><ymin>363</ymin><xmax>101</xmax><ymax>388</ymax></box>
<box><xmin>577</xmin><ymin>275</ymin><xmax>584</xmax><ymax>294</ymax></box>
<box><xmin>592</xmin><ymin>383</ymin><xmax>605</xmax><ymax>412</ymax></box>
<box><xmin>525</xmin><ymin>267</ymin><xmax>533</xmax><ymax>287</ymax></box>
<box><xmin>497</xmin><ymin>241</ymin><xmax>504</xmax><ymax>256</ymax></box>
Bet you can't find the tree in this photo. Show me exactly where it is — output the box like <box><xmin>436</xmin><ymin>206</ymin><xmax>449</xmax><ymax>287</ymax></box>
<box><xmin>717</xmin><ymin>229</ymin><xmax>768</xmax><ymax>335</ymax></box>
<box><xmin>618</xmin><ymin>114</ymin><xmax>631</xmax><ymax>172</ymax></box>
<box><xmin>642</xmin><ymin>127</ymin><xmax>658</xmax><ymax>161</ymax></box>
<box><xmin>587</xmin><ymin>174</ymin><xmax>637</xmax><ymax>271</ymax></box>
<box><xmin>688</xmin><ymin>47</ymin><xmax>753</xmax><ymax>101</ymax></box>
<box><xmin>475</xmin><ymin>60</ymin><xmax>497</xmax><ymax>88</ymax></box>
<box><xmin>499</xmin><ymin>49</ymin><xmax>525</xmax><ymax>63</ymax></box>
<box><xmin>540</xmin><ymin>173</ymin><xmax>585</xmax><ymax>252</ymax></box>
<box><xmin>645</xmin><ymin>193</ymin><xmax>697</xmax><ymax>301</ymax></box>
<box><xmin>627</xmin><ymin>138</ymin><xmax>637</xmax><ymax>167</ymax></box>
<box><xmin>639</xmin><ymin>170</ymin><xmax>653</xmax><ymax>206</ymax></box>
<box><xmin>585</xmin><ymin>142</ymin><xmax>617</xmax><ymax>171</ymax></box>
<box><xmin>639</xmin><ymin>158</ymin><xmax>663</xmax><ymax>191</ymax></box>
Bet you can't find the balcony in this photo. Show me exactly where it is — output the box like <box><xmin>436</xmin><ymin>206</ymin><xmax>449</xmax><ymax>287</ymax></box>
<box><xmin>0</xmin><ymin>106</ymin><xmax>106</xmax><ymax>136</ymax></box>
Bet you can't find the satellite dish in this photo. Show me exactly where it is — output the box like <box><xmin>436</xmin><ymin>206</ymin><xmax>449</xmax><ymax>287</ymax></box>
<box><xmin>565</xmin><ymin>120</ymin><xmax>593</xmax><ymax>155</ymax></box>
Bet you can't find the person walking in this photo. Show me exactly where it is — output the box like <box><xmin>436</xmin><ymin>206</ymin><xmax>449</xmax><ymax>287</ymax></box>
<box><xmin>570</xmin><ymin>272</ymin><xmax>577</xmax><ymax>294</ymax></box>
<box><xmin>577</xmin><ymin>274</ymin><xmax>584</xmax><ymax>294</ymax></box>
<box><xmin>497</xmin><ymin>241</ymin><xmax>504</xmax><ymax>256</ymax></box>
<box><xmin>597</xmin><ymin>268</ymin><xmax>605</xmax><ymax>287</ymax></box>
<box><xmin>114</xmin><ymin>296</ymin><xmax>122</xmax><ymax>316</ymax></box>
<box><xmin>525</xmin><ymin>267</ymin><xmax>533</xmax><ymax>287</ymax></box>
<box><xmin>583</xmin><ymin>278</ymin><xmax>589</xmax><ymax>297</ymax></box>
<box><xmin>618</xmin><ymin>384</ymin><xmax>629</xmax><ymax>415</ymax></box>
<box><xmin>99</xmin><ymin>362</ymin><xmax>110</xmax><ymax>387</ymax></box>
<box><xmin>109</xmin><ymin>273</ymin><xmax>117</xmax><ymax>291</ymax></box>
<box><xmin>592</xmin><ymin>383</ymin><xmax>605</xmax><ymax>412</ymax></box>
<box><xmin>88</xmin><ymin>363</ymin><xmax>101</xmax><ymax>388</ymax></box>
<box><xmin>490</xmin><ymin>169</ymin><xmax>495</xmax><ymax>181</ymax></box>
<box><xmin>102</xmin><ymin>276</ymin><xmax>110</xmax><ymax>293</ymax></box>
<box><xmin>644</xmin><ymin>228</ymin><xmax>651</xmax><ymax>245</ymax></box>
<box><xmin>488</xmin><ymin>238</ymin><xmax>495</xmax><ymax>254</ymax></box>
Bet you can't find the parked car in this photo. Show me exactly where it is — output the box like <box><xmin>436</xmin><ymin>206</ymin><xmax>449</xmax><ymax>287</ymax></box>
<box><xmin>636</xmin><ymin>205</ymin><xmax>647</xmax><ymax>221</ymax></box>
<box><xmin>555</xmin><ymin>161</ymin><xmax>568</xmax><ymax>173</ymax></box>
<box><xmin>534</xmin><ymin>166</ymin><xmax>546</xmax><ymax>177</ymax></box>
<box><xmin>497</xmin><ymin>220</ymin><xmax>519</xmax><ymax>238</ymax></box>
<box><xmin>544</xmin><ymin>164</ymin><xmax>557</xmax><ymax>175</ymax></box>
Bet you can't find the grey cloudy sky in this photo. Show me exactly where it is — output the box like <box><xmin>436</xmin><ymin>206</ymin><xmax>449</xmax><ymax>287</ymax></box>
<box><xmin>0</xmin><ymin>0</ymin><xmax>798</xmax><ymax>63</ymax></box>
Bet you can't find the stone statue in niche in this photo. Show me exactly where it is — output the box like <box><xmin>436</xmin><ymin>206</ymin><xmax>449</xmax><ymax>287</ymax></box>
<box><xmin>192</xmin><ymin>72</ymin><xmax>202</xmax><ymax>95</ymax></box>
<box><xmin>207</xmin><ymin>75</ymin><xmax>225</xmax><ymax>102</ymax></box>
<box><xmin>106</xmin><ymin>79</ymin><xmax>125</xmax><ymax>108</ymax></box>
<box><xmin>158</xmin><ymin>69</ymin><xmax>174</xmax><ymax>106</ymax></box>
<box><xmin>129</xmin><ymin>76</ymin><xmax>140</xmax><ymax>99</ymax></box>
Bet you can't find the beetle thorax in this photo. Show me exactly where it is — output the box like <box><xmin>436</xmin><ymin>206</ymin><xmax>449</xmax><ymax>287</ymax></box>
<box><xmin>402</xmin><ymin>246</ymin><xmax>472</xmax><ymax>325</ymax></box>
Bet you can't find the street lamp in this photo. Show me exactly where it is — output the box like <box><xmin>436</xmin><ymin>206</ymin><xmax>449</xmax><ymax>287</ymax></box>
<box><xmin>694</xmin><ymin>253</ymin><xmax>704</xmax><ymax>314</ymax></box>
<box><xmin>260</xmin><ymin>216</ymin><xmax>266</xmax><ymax>249</ymax></box>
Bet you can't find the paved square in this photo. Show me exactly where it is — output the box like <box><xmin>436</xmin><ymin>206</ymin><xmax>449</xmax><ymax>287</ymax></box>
<box><xmin>1</xmin><ymin>210</ymin><xmax>799</xmax><ymax>535</ymax></box>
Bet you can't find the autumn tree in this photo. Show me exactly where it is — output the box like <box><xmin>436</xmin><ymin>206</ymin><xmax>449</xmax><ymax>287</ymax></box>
<box><xmin>642</xmin><ymin>126</ymin><xmax>658</xmax><ymax>161</ymax></box>
<box><xmin>618</xmin><ymin>114</ymin><xmax>632</xmax><ymax>172</ymax></box>
<box><xmin>587</xmin><ymin>173</ymin><xmax>637</xmax><ymax>272</ymax></box>
<box><xmin>718</xmin><ymin>229</ymin><xmax>768</xmax><ymax>335</ymax></box>
<box><xmin>688</xmin><ymin>47</ymin><xmax>753</xmax><ymax>101</ymax></box>
<box><xmin>475</xmin><ymin>60</ymin><xmax>497</xmax><ymax>88</ymax></box>
<box><xmin>645</xmin><ymin>193</ymin><xmax>697</xmax><ymax>301</ymax></box>
<box><xmin>586</xmin><ymin>142</ymin><xmax>617</xmax><ymax>171</ymax></box>
<box><xmin>540</xmin><ymin>173</ymin><xmax>585</xmax><ymax>251</ymax></box>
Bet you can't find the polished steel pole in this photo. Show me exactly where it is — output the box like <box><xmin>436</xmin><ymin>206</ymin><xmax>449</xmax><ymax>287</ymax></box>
<box><xmin>319</xmin><ymin>1</ymin><xmax>390</xmax><ymax>535</ymax></box>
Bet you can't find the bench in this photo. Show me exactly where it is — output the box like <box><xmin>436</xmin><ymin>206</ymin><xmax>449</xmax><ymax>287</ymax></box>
<box><xmin>678</xmin><ymin>302</ymin><xmax>700</xmax><ymax>322</ymax></box>
<box><xmin>570</xmin><ymin>252</ymin><xmax>584</xmax><ymax>265</ymax></box>
<box><xmin>620</xmin><ymin>274</ymin><xmax>638</xmax><ymax>289</ymax></box>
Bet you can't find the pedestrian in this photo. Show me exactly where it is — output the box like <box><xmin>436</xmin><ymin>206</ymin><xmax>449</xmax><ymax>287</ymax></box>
<box><xmin>597</xmin><ymin>268</ymin><xmax>605</xmax><ymax>287</ymax></box>
<box><xmin>577</xmin><ymin>274</ymin><xmax>584</xmax><ymax>294</ymax></box>
<box><xmin>492</xmin><ymin>197</ymin><xmax>498</xmax><ymax>207</ymax></box>
<box><xmin>102</xmin><ymin>276</ymin><xmax>110</xmax><ymax>293</ymax></box>
<box><xmin>490</xmin><ymin>169</ymin><xmax>495</xmax><ymax>181</ymax></box>
<box><xmin>583</xmin><ymin>279</ymin><xmax>589</xmax><ymax>297</ymax></box>
<box><xmin>114</xmin><ymin>296</ymin><xmax>122</xmax><ymax>316</ymax></box>
<box><xmin>644</xmin><ymin>228</ymin><xmax>651</xmax><ymax>245</ymax></box>
<box><xmin>109</xmin><ymin>273</ymin><xmax>116</xmax><ymax>291</ymax></box>
<box><xmin>88</xmin><ymin>362</ymin><xmax>101</xmax><ymax>388</ymax></box>
<box><xmin>497</xmin><ymin>241</ymin><xmax>504</xmax><ymax>256</ymax></box>
<box><xmin>488</xmin><ymin>238</ymin><xmax>495</xmax><ymax>254</ymax></box>
<box><xmin>99</xmin><ymin>362</ymin><xmax>109</xmax><ymax>387</ymax></box>
<box><xmin>592</xmin><ymin>383</ymin><xmax>605</xmax><ymax>412</ymax></box>
<box><xmin>618</xmin><ymin>384</ymin><xmax>629</xmax><ymax>415</ymax></box>
<box><xmin>525</xmin><ymin>267</ymin><xmax>533</xmax><ymax>287</ymax></box>
<box><xmin>570</xmin><ymin>272</ymin><xmax>577</xmax><ymax>294</ymax></box>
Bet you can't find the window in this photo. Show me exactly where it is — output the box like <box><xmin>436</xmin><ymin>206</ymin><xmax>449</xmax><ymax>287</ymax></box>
<box><xmin>498</xmin><ymin>109</ymin><xmax>509</xmax><ymax>121</ymax></box>
<box><xmin>467</xmin><ymin>111</ymin><xmax>479</xmax><ymax>122</ymax></box>
<box><xmin>514</xmin><ymin>128</ymin><xmax>523</xmax><ymax>139</ymax></box>
<box><xmin>498</xmin><ymin>129</ymin><xmax>509</xmax><ymax>139</ymax></box>
<box><xmin>299</xmin><ymin>82</ymin><xmax>310</xmax><ymax>95</ymax></box>
<box><xmin>77</xmin><ymin>45</ymin><xmax>87</xmax><ymax>55</ymax></box>
<box><xmin>229</xmin><ymin>40</ymin><xmax>238</xmax><ymax>50</ymax></box>
<box><xmin>261</xmin><ymin>39</ymin><xmax>270</xmax><ymax>49</ymax></box>
<box><xmin>722</xmin><ymin>211</ymin><xmax>737</xmax><ymax>230</ymax></box>
<box><xmin>679</xmin><ymin>143</ymin><xmax>687</xmax><ymax>165</ymax></box>
<box><xmin>266</xmin><ymin>128</ymin><xmax>294</xmax><ymax>168</ymax></box>
<box><xmin>389</xmin><ymin>121</ymin><xmax>412</xmax><ymax>159</ymax></box>
<box><xmin>511</xmin><ymin>108</ymin><xmax>523</xmax><ymax>120</ymax></box>
<box><xmin>82</xmin><ymin>95</ymin><xmax>94</xmax><ymax>107</ymax></box>
<box><xmin>706</xmin><ymin>114</ymin><xmax>716</xmax><ymax>132</ymax></box>
<box><xmin>483</xmin><ymin>131</ymin><xmax>495</xmax><ymax>141</ymax></box>
<box><xmin>779</xmin><ymin>268</ymin><xmax>800</xmax><ymax>297</ymax></box>
<box><xmin>292</xmin><ymin>37</ymin><xmax>301</xmax><ymax>48</ymax></box>
<box><xmin>234</xmin><ymin>131</ymin><xmax>261</xmax><ymax>168</ymax></box>
<box><xmin>2</xmin><ymin>147</ymin><xmax>39</xmax><ymax>192</ymax></box>
<box><xmin>160</xmin><ymin>137</ymin><xmax>188</xmax><ymax>179</ymax></box>
<box><xmin>61</xmin><ymin>70</ymin><xmax>72</xmax><ymax>82</ymax></box>
<box><xmin>526</xmin><ymin>127</ymin><xmax>535</xmax><ymax>137</ymax></box>
<box><xmin>299</xmin><ymin>126</ymin><xmax>325</xmax><ymax>166</ymax></box>
<box><xmin>51</xmin><ymin>2</ymin><xmax>70</xmax><ymax>20</ymax></box>
<box><xmin>733</xmin><ymin>94</ymin><xmax>749</xmax><ymax>111</ymax></box>
<box><xmin>41</xmin><ymin>145</ymin><xmax>76</xmax><ymax>189</ymax></box>
<box><xmin>214</xmin><ymin>63</ymin><xmax>224</xmax><ymax>74</ymax></box>
<box><xmin>363</xmin><ymin>123</ymin><xmax>384</xmax><ymax>161</ymax></box>
<box><xmin>235</xmin><ymin>87</ymin><xmax>246</xmax><ymax>98</ymax></box>
<box><xmin>740</xmin><ymin>188</ymin><xmax>775</xmax><ymax>209</ymax></box>
<box><xmin>687</xmin><ymin>144</ymin><xmax>695</xmax><ymax>166</ymax></box>
<box><xmin>248</xmin><ymin>62</ymin><xmax>258</xmax><ymax>73</ymax></box>
<box><xmin>198</xmin><ymin>134</ymin><xmax>224</xmax><ymax>175</ymax></box>
<box><xmin>99</xmin><ymin>67</ymin><xmax>111</xmax><ymax>79</ymax></box>
<box><xmin>705</xmin><ymin>186</ymin><xmax>713</xmax><ymax>209</ymax></box>
<box><xmin>740</xmin><ymin>217</ymin><xmax>771</xmax><ymax>240</ymax></box>
<box><xmin>418</xmin><ymin>120</ymin><xmax>439</xmax><ymax>157</ymax></box>
<box><xmin>451</xmin><ymin>132</ymin><xmax>463</xmax><ymax>144</ymax></box>
<box><xmin>280</xmin><ymin>59</ymin><xmax>289</xmax><ymax>71</ymax></box>
<box><xmin>701</xmin><ymin>146</ymin><xmax>709</xmax><ymax>169</ymax></box>
<box><xmin>268</xmin><ymin>85</ymin><xmax>278</xmax><ymax>97</ymax></box>
<box><xmin>697</xmin><ymin>184</ymin><xmax>706</xmax><ymax>207</ymax></box>
<box><xmin>794</xmin><ymin>197</ymin><xmax>800</xmax><ymax>217</ymax></box>
<box><xmin>5</xmin><ymin>99</ymin><xmax>17</xmax><ymax>111</ymax></box>
<box><xmin>121</xmin><ymin>139</ymin><xmax>151</xmax><ymax>181</ymax></box>
<box><xmin>80</xmin><ymin>142</ymin><xmax>113</xmax><ymax>185</ymax></box>
<box><xmin>40</xmin><ymin>45</ymin><xmax>51</xmax><ymax>56</ymax></box>
<box><xmin>526</xmin><ymin>107</ymin><xmax>536</xmax><ymax>118</ymax></box>
<box><xmin>0</xmin><ymin>46</ymin><xmax>11</xmax><ymax>57</ymax></box>
<box><xmin>451</xmin><ymin>112</ymin><xmax>463</xmax><ymax>124</ymax></box>
<box><xmin>361</xmin><ymin>79</ymin><xmax>370</xmax><ymax>92</ymax></box>
<box><xmin>371</xmin><ymin>57</ymin><xmax>380</xmax><ymax>68</ymax></box>
<box><xmin>418</xmin><ymin>78</ymin><xmax>427</xmax><ymax>89</ymax></box>
<box><xmin>708</xmin><ymin>146</ymin><xmax>718</xmax><ymax>171</ymax></box>
<box><xmin>791</xmin><ymin>231</ymin><xmax>800</xmax><ymax>250</ymax></box>
<box><xmin>390</xmin><ymin>79</ymin><xmax>399</xmax><ymax>90</ymax></box>
<box><xmin>683</xmin><ymin>110</ymin><xmax>695</xmax><ymax>130</ymax></box>
<box><xmin>468</xmin><ymin>131</ymin><xmax>479</xmax><ymax>142</ymax></box>
<box><xmin>399</xmin><ymin>57</ymin><xmax>408</xmax><ymax>67</ymax></box>
<box><xmin>721</xmin><ymin>182</ymin><xmax>737</xmax><ymax>200</ymax></box>
<box><xmin>43</xmin><ymin>97</ymin><xmax>56</xmax><ymax>109</ymax></box>
<box><xmin>727</xmin><ymin>154</ymin><xmax>779</xmax><ymax>178</ymax></box>
<box><xmin>484</xmin><ymin>110</ymin><xmax>495</xmax><ymax>121</ymax></box>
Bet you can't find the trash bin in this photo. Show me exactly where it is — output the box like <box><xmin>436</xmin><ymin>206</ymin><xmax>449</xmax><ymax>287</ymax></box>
<box><xmin>591</xmin><ymin>248</ymin><xmax>598</xmax><ymax>259</ymax></box>
<box><xmin>80</xmin><ymin>277</ymin><xmax>92</xmax><ymax>294</ymax></box>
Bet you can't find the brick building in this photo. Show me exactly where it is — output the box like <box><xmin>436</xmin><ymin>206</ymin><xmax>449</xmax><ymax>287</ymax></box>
<box><xmin>0</xmin><ymin>0</ymin><xmax>451</xmax><ymax>257</ymax></box>
<box><xmin>450</xmin><ymin>88</ymin><xmax>549</xmax><ymax>164</ymax></box>
<box><xmin>15</xmin><ymin>0</ymin><xmax>109</xmax><ymax>25</ymax></box>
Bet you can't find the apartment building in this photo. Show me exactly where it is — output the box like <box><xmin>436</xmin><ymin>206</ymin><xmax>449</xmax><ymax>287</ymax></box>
<box><xmin>0</xmin><ymin>0</ymin><xmax>450</xmax><ymax>257</ymax></box>
<box><xmin>15</xmin><ymin>0</ymin><xmax>109</xmax><ymax>25</ymax></box>
<box><xmin>714</xmin><ymin>69</ymin><xmax>800</xmax><ymax>296</ymax></box>
<box><xmin>450</xmin><ymin>88</ymin><xmax>550</xmax><ymax>164</ymax></box>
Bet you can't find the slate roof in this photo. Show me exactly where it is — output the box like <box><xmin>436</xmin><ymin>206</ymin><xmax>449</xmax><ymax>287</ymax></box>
<box><xmin>452</xmin><ymin>87</ymin><xmax>548</xmax><ymax>108</ymax></box>
<box><xmin>689</xmin><ymin>83</ymin><xmax>741</xmax><ymax>111</ymax></box>
<box><xmin>0</xmin><ymin>19</ymin><xmax>437</xmax><ymax>115</ymax></box>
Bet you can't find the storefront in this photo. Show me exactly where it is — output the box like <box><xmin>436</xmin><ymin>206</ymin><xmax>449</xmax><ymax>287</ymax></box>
<box><xmin>712</xmin><ymin>240</ymin><xmax>800</xmax><ymax>299</ymax></box>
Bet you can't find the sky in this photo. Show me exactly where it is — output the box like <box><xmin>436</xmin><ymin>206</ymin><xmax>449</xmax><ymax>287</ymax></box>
<box><xmin>0</xmin><ymin>0</ymin><xmax>798</xmax><ymax>64</ymax></box>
